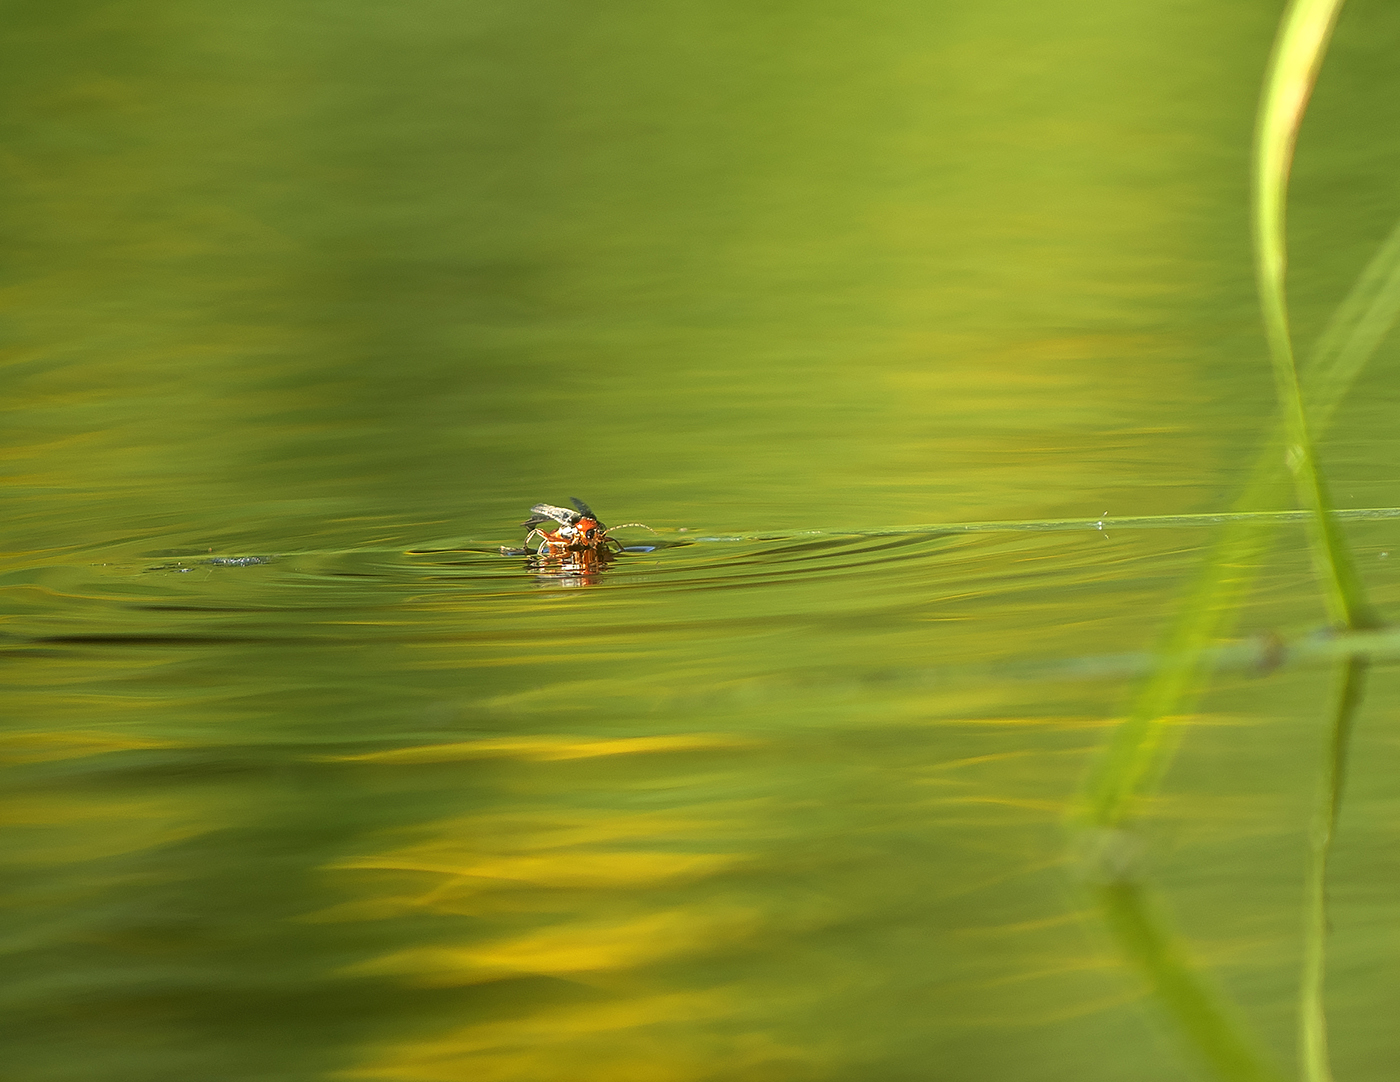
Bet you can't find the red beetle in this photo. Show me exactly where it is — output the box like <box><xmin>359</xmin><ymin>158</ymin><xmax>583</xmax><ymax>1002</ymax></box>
<box><xmin>519</xmin><ymin>498</ymin><xmax>649</xmax><ymax>557</ymax></box>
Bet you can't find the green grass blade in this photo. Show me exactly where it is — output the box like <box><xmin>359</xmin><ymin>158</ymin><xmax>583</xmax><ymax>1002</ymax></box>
<box><xmin>1254</xmin><ymin>0</ymin><xmax>1379</xmax><ymax>632</ymax></box>
<box><xmin>1073</xmin><ymin>201</ymin><xmax>1400</xmax><ymax>1072</ymax></box>
<box><xmin>1299</xmin><ymin>657</ymin><xmax>1368</xmax><ymax>1082</ymax></box>
<box><xmin>1073</xmin><ymin>6</ymin><xmax>1400</xmax><ymax>1080</ymax></box>
<box><xmin>1304</xmin><ymin>214</ymin><xmax>1400</xmax><ymax>424</ymax></box>
<box><xmin>1079</xmin><ymin>508</ymin><xmax>1274</xmax><ymax>827</ymax></box>
<box><xmin>1073</xmin><ymin>478</ymin><xmax>1285</xmax><ymax>1082</ymax></box>
<box><xmin>1078</xmin><ymin>202</ymin><xmax>1400</xmax><ymax>825</ymax></box>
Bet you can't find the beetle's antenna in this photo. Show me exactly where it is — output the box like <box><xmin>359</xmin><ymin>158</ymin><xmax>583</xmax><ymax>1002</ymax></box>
<box><xmin>606</xmin><ymin>523</ymin><xmax>655</xmax><ymax>533</ymax></box>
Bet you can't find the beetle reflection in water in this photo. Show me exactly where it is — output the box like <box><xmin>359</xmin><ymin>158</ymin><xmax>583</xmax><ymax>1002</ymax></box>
<box><xmin>529</xmin><ymin>546</ymin><xmax>613</xmax><ymax>587</ymax></box>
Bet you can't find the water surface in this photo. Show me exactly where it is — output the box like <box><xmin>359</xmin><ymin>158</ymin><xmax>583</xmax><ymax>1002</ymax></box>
<box><xmin>5</xmin><ymin>2</ymin><xmax>1400</xmax><ymax>1080</ymax></box>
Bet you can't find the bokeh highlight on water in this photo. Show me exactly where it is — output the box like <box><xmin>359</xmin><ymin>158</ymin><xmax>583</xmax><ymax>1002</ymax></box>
<box><xmin>5</xmin><ymin>2</ymin><xmax>1400</xmax><ymax>1080</ymax></box>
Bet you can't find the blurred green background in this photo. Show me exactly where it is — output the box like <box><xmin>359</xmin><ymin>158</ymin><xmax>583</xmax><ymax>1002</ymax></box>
<box><xmin>5</xmin><ymin>1</ymin><xmax>1400</xmax><ymax>1080</ymax></box>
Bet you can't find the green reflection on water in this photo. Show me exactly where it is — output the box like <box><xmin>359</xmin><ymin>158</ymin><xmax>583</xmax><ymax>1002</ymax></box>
<box><xmin>5</xmin><ymin>1</ymin><xmax>1400</xmax><ymax>1080</ymax></box>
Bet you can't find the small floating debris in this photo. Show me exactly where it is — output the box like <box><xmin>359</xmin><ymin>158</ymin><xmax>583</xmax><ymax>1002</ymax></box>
<box><xmin>144</xmin><ymin>555</ymin><xmax>278</xmax><ymax>573</ymax></box>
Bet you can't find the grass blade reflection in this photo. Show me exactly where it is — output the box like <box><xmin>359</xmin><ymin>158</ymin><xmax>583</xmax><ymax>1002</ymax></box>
<box><xmin>1094</xmin><ymin>881</ymin><xmax>1282</xmax><ymax>1082</ymax></box>
<box><xmin>1300</xmin><ymin>657</ymin><xmax>1368</xmax><ymax>1082</ymax></box>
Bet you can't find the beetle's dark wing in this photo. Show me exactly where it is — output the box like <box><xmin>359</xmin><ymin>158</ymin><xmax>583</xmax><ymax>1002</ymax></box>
<box><xmin>521</xmin><ymin>502</ymin><xmax>581</xmax><ymax>529</ymax></box>
<box><xmin>568</xmin><ymin>497</ymin><xmax>605</xmax><ymax>528</ymax></box>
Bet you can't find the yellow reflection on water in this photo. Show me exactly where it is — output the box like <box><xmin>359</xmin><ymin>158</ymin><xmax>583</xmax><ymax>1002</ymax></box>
<box><xmin>314</xmin><ymin>800</ymin><xmax>754</xmax><ymax>922</ymax></box>
<box><xmin>348</xmin><ymin>902</ymin><xmax>762</xmax><ymax>986</ymax></box>
<box><xmin>323</xmin><ymin>793</ymin><xmax>784</xmax><ymax>1080</ymax></box>
<box><xmin>337</xmin><ymin>989</ymin><xmax>816</xmax><ymax>1082</ymax></box>
<box><xmin>0</xmin><ymin>729</ymin><xmax>176</xmax><ymax>765</ymax></box>
<box><xmin>328</xmin><ymin>732</ymin><xmax>759</xmax><ymax>765</ymax></box>
<box><xmin>317</xmin><ymin>710</ymin><xmax>1148</xmax><ymax>1080</ymax></box>
<box><xmin>1</xmin><ymin>791</ymin><xmax>209</xmax><ymax>865</ymax></box>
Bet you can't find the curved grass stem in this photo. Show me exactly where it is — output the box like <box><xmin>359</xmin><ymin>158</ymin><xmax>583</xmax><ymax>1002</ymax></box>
<box><xmin>1253</xmin><ymin>0</ymin><xmax>1376</xmax><ymax>633</ymax></box>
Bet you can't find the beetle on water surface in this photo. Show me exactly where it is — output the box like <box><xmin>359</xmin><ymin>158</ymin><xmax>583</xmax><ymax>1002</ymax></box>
<box><xmin>518</xmin><ymin>498</ymin><xmax>649</xmax><ymax>557</ymax></box>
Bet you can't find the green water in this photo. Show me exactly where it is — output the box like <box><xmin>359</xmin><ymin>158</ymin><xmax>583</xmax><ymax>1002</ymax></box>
<box><xmin>5</xmin><ymin>2</ymin><xmax>1400</xmax><ymax>1079</ymax></box>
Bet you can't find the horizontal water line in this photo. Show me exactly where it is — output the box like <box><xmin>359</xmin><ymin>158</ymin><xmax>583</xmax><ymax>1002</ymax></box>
<box><xmin>689</xmin><ymin>505</ymin><xmax>1400</xmax><ymax>543</ymax></box>
<box><xmin>1008</xmin><ymin>624</ymin><xmax>1400</xmax><ymax>683</ymax></box>
<box><xmin>757</xmin><ymin>624</ymin><xmax>1400</xmax><ymax>705</ymax></box>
